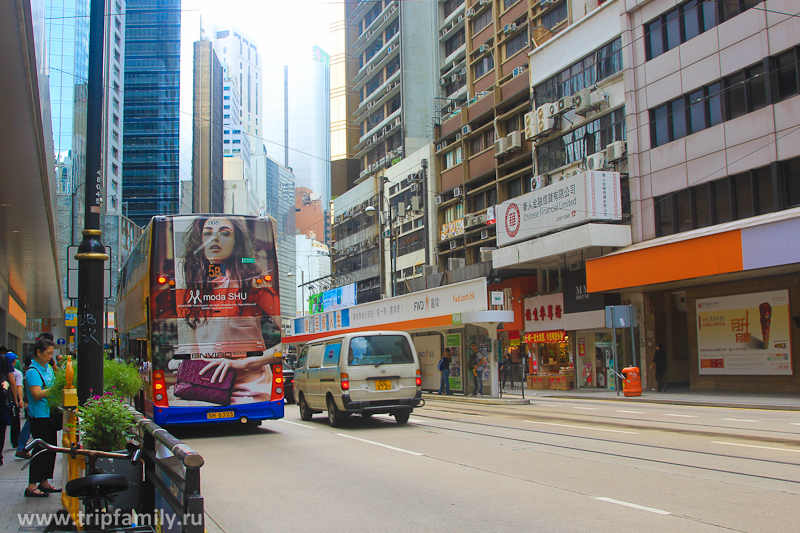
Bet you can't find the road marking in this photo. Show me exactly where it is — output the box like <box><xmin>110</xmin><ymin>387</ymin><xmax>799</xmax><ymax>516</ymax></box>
<box><xmin>663</xmin><ymin>414</ymin><xmax>698</xmax><ymax>418</ymax></box>
<box><xmin>712</xmin><ymin>441</ymin><xmax>800</xmax><ymax>453</ymax></box>
<box><xmin>525</xmin><ymin>420</ymin><xmax>637</xmax><ymax>434</ymax></box>
<box><xmin>336</xmin><ymin>433</ymin><xmax>424</xmax><ymax>456</ymax></box>
<box><xmin>573</xmin><ymin>407</ymin><xmax>599</xmax><ymax>410</ymax></box>
<box><xmin>790</xmin><ymin>423</ymin><xmax>800</xmax><ymax>426</ymax></box>
<box><xmin>535</xmin><ymin>404</ymin><xmax>558</xmax><ymax>407</ymax></box>
<box><xmin>616</xmin><ymin>410</ymin><xmax>645</xmax><ymax>414</ymax></box>
<box><xmin>595</xmin><ymin>497</ymin><xmax>671</xmax><ymax>515</ymax></box>
<box><xmin>721</xmin><ymin>418</ymin><xmax>759</xmax><ymax>422</ymax></box>
<box><xmin>280</xmin><ymin>420</ymin><xmax>316</xmax><ymax>429</ymax></box>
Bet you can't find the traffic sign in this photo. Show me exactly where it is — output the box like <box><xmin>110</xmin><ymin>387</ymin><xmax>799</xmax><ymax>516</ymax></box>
<box><xmin>57</xmin><ymin>338</ymin><xmax>66</xmax><ymax>345</ymax></box>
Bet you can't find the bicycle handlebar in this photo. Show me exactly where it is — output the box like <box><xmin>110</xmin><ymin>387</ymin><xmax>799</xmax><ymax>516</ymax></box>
<box><xmin>25</xmin><ymin>439</ymin><xmax>137</xmax><ymax>462</ymax></box>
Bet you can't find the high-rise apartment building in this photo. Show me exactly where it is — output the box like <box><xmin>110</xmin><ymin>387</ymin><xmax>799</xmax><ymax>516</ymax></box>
<box><xmin>263</xmin><ymin>46</ymin><xmax>332</xmax><ymax>244</ymax></box>
<box><xmin>295</xmin><ymin>187</ymin><xmax>327</xmax><ymax>242</ymax></box>
<box><xmin>192</xmin><ymin>40</ymin><xmax>224</xmax><ymax>214</ymax></box>
<box><xmin>330</xmin><ymin>0</ymin><xmax>438</xmax><ymax>302</ymax></box>
<box><xmin>122</xmin><ymin>0</ymin><xmax>181</xmax><ymax>227</ymax></box>
<box><xmin>46</xmin><ymin>0</ymin><xmax>89</xmax><ymax>299</ymax></box>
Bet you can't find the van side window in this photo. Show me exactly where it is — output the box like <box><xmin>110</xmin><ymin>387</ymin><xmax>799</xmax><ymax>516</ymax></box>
<box><xmin>307</xmin><ymin>345</ymin><xmax>325</xmax><ymax>368</ymax></box>
<box><xmin>321</xmin><ymin>342</ymin><xmax>342</xmax><ymax>367</ymax></box>
<box><xmin>296</xmin><ymin>346</ymin><xmax>309</xmax><ymax>368</ymax></box>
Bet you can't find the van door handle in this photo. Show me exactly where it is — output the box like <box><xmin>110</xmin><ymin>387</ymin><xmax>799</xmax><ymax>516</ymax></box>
<box><xmin>320</xmin><ymin>378</ymin><xmax>335</xmax><ymax>382</ymax></box>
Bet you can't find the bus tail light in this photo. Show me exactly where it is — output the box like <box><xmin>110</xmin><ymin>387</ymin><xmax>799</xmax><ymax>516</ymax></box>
<box><xmin>270</xmin><ymin>363</ymin><xmax>284</xmax><ymax>402</ymax></box>
<box><xmin>340</xmin><ymin>373</ymin><xmax>349</xmax><ymax>391</ymax></box>
<box><xmin>153</xmin><ymin>371</ymin><xmax>169</xmax><ymax>406</ymax></box>
<box><xmin>416</xmin><ymin>369</ymin><xmax>422</xmax><ymax>387</ymax></box>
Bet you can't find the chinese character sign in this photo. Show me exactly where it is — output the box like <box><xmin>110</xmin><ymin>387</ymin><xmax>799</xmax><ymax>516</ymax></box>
<box><xmin>495</xmin><ymin>171</ymin><xmax>621</xmax><ymax>246</ymax></box>
<box><xmin>697</xmin><ymin>290</ymin><xmax>792</xmax><ymax>375</ymax></box>
<box><xmin>524</xmin><ymin>293</ymin><xmax>565</xmax><ymax>332</ymax></box>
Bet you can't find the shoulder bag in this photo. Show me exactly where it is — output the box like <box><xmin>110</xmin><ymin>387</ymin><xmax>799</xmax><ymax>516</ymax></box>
<box><xmin>32</xmin><ymin>368</ymin><xmax>63</xmax><ymax>431</ymax></box>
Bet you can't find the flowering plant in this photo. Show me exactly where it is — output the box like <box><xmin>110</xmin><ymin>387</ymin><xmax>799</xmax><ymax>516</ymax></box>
<box><xmin>78</xmin><ymin>390</ymin><xmax>136</xmax><ymax>452</ymax></box>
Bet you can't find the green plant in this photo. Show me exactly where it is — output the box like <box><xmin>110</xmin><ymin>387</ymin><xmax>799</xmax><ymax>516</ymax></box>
<box><xmin>78</xmin><ymin>392</ymin><xmax>136</xmax><ymax>452</ymax></box>
<box><xmin>47</xmin><ymin>359</ymin><xmax>143</xmax><ymax>408</ymax></box>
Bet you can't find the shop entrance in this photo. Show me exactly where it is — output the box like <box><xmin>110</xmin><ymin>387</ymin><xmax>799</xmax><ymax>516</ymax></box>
<box><xmin>651</xmin><ymin>292</ymin><xmax>690</xmax><ymax>389</ymax></box>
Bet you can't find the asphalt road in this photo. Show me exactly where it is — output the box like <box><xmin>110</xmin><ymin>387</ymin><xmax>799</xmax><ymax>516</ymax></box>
<box><xmin>176</xmin><ymin>400</ymin><xmax>800</xmax><ymax>533</ymax></box>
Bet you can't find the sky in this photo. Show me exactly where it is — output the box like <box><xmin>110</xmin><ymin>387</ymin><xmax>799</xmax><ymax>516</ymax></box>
<box><xmin>178</xmin><ymin>0</ymin><xmax>336</xmax><ymax>182</ymax></box>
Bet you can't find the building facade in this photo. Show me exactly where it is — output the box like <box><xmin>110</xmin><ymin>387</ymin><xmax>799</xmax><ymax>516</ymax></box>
<box><xmin>295</xmin><ymin>187</ymin><xmax>327</xmax><ymax>241</ymax></box>
<box><xmin>295</xmin><ymin>234</ymin><xmax>332</xmax><ymax>316</ymax></box>
<box><xmin>192</xmin><ymin>39</ymin><xmax>224</xmax><ymax>214</ymax></box>
<box><xmin>122</xmin><ymin>0</ymin><xmax>181</xmax><ymax>227</ymax></box>
<box><xmin>102</xmin><ymin>0</ymin><xmax>125</xmax><ymax>216</ymax></box>
<box><xmin>584</xmin><ymin>0</ymin><xmax>800</xmax><ymax>393</ymax></box>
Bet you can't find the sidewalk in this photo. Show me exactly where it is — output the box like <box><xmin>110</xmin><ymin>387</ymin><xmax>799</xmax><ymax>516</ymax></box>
<box><xmin>0</xmin><ymin>441</ymin><xmax>64</xmax><ymax>533</ymax></box>
<box><xmin>423</xmin><ymin>387</ymin><xmax>800</xmax><ymax>410</ymax></box>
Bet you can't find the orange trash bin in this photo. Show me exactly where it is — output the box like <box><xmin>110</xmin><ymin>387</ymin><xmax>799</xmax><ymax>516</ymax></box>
<box><xmin>621</xmin><ymin>367</ymin><xmax>642</xmax><ymax>397</ymax></box>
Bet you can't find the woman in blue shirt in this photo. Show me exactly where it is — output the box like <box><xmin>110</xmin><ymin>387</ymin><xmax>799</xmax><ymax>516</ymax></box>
<box><xmin>24</xmin><ymin>338</ymin><xmax>60</xmax><ymax>497</ymax></box>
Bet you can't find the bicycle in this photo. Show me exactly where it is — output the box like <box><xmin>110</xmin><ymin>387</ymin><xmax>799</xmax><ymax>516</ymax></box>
<box><xmin>24</xmin><ymin>438</ymin><xmax>154</xmax><ymax>532</ymax></box>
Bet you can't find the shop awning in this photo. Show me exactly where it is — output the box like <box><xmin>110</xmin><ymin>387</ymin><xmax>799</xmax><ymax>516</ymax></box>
<box><xmin>493</xmin><ymin>223</ymin><xmax>632</xmax><ymax>269</ymax></box>
<box><xmin>586</xmin><ymin>208</ymin><xmax>800</xmax><ymax>293</ymax></box>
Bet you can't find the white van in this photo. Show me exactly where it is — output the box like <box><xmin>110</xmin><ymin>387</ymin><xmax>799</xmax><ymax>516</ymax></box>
<box><xmin>293</xmin><ymin>331</ymin><xmax>423</xmax><ymax>426</ymax></box>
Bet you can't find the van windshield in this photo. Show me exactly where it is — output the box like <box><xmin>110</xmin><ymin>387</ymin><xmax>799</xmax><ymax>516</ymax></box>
<box><xmin>348</xmin><ymin>335</ymin><xmax>414</xmax><ymax>366</ymax></box>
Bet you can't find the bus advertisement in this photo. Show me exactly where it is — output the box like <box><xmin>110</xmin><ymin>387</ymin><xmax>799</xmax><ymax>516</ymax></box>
<box><xmin>117</xmin><ymin>215</ymin><xmax>284</xmax><ymax>426</ymax></box>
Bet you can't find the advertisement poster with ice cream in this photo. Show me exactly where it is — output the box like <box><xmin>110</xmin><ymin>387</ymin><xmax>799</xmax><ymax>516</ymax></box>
<box><xmin>697</xmin><ymin>290</ymin><xmax>792</xmax><ymax>375</ymax></box>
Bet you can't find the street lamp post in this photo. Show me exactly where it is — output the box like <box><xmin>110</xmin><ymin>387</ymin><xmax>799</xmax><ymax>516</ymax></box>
<box><xmin>365</xmin><ymin>194</ymin><xmax>398</xmax><ymax>298</ymax></box>
<box><xmin>286</xmin><ymin>265</ymin><xmax>304</xmax><ymax>316</ymax></box>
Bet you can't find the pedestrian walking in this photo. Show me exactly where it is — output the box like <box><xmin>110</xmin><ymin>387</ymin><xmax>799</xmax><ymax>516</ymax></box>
<box><xmin>7</xmin><ymin>352</ymin><xmax>23</xmax><ymax>448</ymax></box>
<box><xmin>24</xmin><ymin>338</ymin><xmax>61</xmax><ymax>497</ymax></box>
<box><xmin>500</xmin><ymin>352</ymin><xmax>513</xmax><ymax>389</ymax></box>
<box><xmin>650</xmin><ymin>343</ymin><xmax>668</xmax><ymax>392</ymax></box>
<box><xmin>437</xmin><ymin>348</ymin><xmax>451</xmax><ymax>395</ymax></box>
<box><xmin>469</xmin><ymin>342</ymin><xmax>487</xmax><ymax>397</ymax></box>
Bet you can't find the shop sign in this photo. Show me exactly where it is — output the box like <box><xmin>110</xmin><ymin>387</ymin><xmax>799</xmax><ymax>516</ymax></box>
<box><xmin>491</xmin><ymin>291</ymin><xmax>504</xmax><ymax>306</ymax></box>
<box><xmin>452</xmin><ymin>313</ymin><xmax>462</xmax><ymax>325</ymax></box>
<box><xmin>486</xmin><ymin>206</ymin><xmax>496</xmax><ymax>225</ymax></box>
<box><xmin>524</xmin><ymin>293</ymin><xmax>565</xmax><ymax>332</ymax></box>
<box><xmin>291</xmin><ymin>278</ymin><xmax>488</xmax><ymax>336</ymax></box>
<box><xmin>496</xmin><ymin>171</ymin><xmax>621</xmax><ymax>246</ymax></box>
<box><xmin>524</xmin><ymin>330</ymin><xmax>566</xmax><ymax>343</ymax></box>
<box><xmin>562</xmin><ymin>268</ymin><xmax>617</xmax><ymax>314</ymax></box>
<box><xmin>440</xmin><ymin>218</ymin><xmax>464</xmax><ymax>241</ymax></box>
<box><xmin>697</xmin><ymin>290</ymin><xmax>792</xmax><ymax>375</ymax></box>
<box><xmin>65</xmin><ymin>307</ymin><xmax>78</xmax><ymax>327</ymax></box>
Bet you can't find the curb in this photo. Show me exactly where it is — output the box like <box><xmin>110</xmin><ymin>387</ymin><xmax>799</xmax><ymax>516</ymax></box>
<box><xmin>422</xmin><ymin>394</ymin><xmax>530</xmax><ymax>405</ymax></box>
<box><xmin>533</xmin><ymin>394</ymin><xmax>800</xmax><ymax>411</ymax></box>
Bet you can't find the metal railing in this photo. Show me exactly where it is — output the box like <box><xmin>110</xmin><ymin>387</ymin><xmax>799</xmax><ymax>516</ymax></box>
<box><xmin>498</xmin><ymin>364</ymin><xmax>525</xmax><ymax>398</ymax></box>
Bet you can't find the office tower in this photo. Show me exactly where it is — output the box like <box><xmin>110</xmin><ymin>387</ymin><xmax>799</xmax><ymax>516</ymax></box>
<box><xmin>45</xmin><ymin>0</ymin><xmax>89</xmax><ymax>299</ymax></box>
<box><xmin>102</xmin><ymin>0</ymin><xmax>125</xmax><ymax>216</ymax></box>
<box><xmin>192</xmin><ymin>40</ymin><xmax>224</xmax><ymax>214</ymax></box>
<box><xmin>122</xmin><ymin>0</ymin><xmax>181</xmax><ymax>227</ymax></box>
<box><xmin>206</xmin><ymin>25</ymin><xmax>262</xmax><ymax>150</ymax></box>
<box><xmin>295</xmin><ymin>234</ymin><xmax>331</xmax><ymax>316</ymax></box>
<box><xmin>221</xmin><ymin>76</ymin><xmax>256</xmax><ymax>215</ymax></box>
<box><xmin>263</xmin><ymin>45</ymin><xmax>332</xmax><ymax>244</ymax></box>
<box><xmin>295</xmin><ymin>187</ymin><xmax>326</xmax><ymax>242</ymax></box>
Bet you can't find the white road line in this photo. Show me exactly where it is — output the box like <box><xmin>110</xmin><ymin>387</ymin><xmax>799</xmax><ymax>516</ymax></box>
<box><xmin>525</xmin><ymin>420</ymin><xmax>637</xmax><ymax>435</ymax></box>
<box><xmin>721</xmin><ymin>418</ymin><xmax>759</xmax><ymax>422</ymax></box>
<box><xmin>663</xmin><ymin>414</ymin><xmax>699</xmax><ymax>418</ymax></box>
<box><xmin>336</xmin><ymin>433</ymin><xmax>424</xmax><ymax>456</ymax></box>
<box><xmin>790</xmin><ymin>423</ymin><xmax>800</xmax><ymax>426</ymax></box>
<box><xmin>573</xmin><ymin>407</ymin><xmax>599</xmax><ymax>410</ymax></box>
<box><xmin>616</xmin><ymin>410</ymin><xmax>645</xmax><ymax>414</ymax></box>
<box><xmin>595</xmin><ymin>497</ymin><xmax>671</xmax><ymax>515</ymax></box>
<box><xmin>280</xmin><ymin>420</ymin><xmax>316</xmax><ymax>429</ymax></box>
<box><xmin>712</xmin><ymin>441</ymin><xmax>800</xmax><ymax>453</ymax></box>
<box><xmin>535</xmin><ymin>404</ymin><xmax>558</xmax><ymax>407</ymax></box>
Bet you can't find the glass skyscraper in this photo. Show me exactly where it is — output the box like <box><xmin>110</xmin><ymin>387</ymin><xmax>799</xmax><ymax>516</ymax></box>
<box><xmin>45</xmin><ymin>0</ymin><xmax>89</xmax><ymax>299</ymax></box>
<box><xmin>122</xmin><ymin>0</ymin><xmax>181</xmax><ymax>227</ymax></box>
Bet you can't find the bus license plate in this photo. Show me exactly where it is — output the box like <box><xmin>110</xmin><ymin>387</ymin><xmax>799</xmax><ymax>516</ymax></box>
<box><xmin>207</xmin><ymin>411</ymin><xmax>234</xmax><ymax>420</ymax></box>
<box><xmin>375</xmin><ymin>379</ymin><xmax>391</xmax><ymax>391</ymax></box>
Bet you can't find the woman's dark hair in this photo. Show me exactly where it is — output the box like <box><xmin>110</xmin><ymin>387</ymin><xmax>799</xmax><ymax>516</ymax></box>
<box><xmin>444</xmin><ymin>347</ymin><xmax>451</xmax><ymax>355</ymax></box>
<box><xmin>181</xmin><ymin>216</ymin><xmax>262</xmax><ymax>330</ymax></box>
<box><xmin>38</xmin><ymin>332</ymin><xmax>54</xmax><ymax>341</ymax></box>
<box><xmin>35</xmin><ymin>338</ymin><xmax>56</xmax><ymax>355</ymax></box>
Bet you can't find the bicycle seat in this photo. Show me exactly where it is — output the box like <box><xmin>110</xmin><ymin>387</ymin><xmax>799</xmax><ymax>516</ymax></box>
<box><xmin>66</xmin><ymin>474</ymin><xmax>129</xmax><ymax>498</ymax></box>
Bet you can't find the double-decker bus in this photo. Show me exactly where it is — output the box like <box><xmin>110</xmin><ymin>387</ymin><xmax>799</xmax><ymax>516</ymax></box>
<box><xmin>116</xmin><ymin>215</ymin><xmax>285</xmax><ymax>426</ymax></box>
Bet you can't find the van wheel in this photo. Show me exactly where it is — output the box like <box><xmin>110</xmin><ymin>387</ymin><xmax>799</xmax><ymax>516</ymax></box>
<box><xmin>299</xmin><ymin>395</ymin><xmax>313</xmax><ymax>421</ymax></box>
<box><xmin>327</xmin><ymin>397</ymin><xmax>343</xmax><ymax>428</ymax></box>
<box><xmin>394</xmin><ymin>410</ymin><xmax>410</xmax><ymax>425</ymax></box>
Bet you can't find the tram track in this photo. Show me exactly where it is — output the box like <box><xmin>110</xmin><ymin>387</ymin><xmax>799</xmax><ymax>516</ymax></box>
<box><xmin>420</xmin><ymin>400</ymin><xmax>800</xmax><ymax>444</ymax></box>
<box><xmin>408</xmin><ymin>411</ymin><xmax>800</xmax><ymax>488</ymax></box>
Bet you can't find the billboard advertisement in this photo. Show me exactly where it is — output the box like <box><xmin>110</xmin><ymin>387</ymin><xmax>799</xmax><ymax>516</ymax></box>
<box><xmin>496</xmin><ymin>171</ymin><xmax>621</xmax><ymax>246</ymax></box>
<box><xmin>166</xmin><ymin>215</ymin><xmax>282</xmax><ymax>406</ymax></box>
<box><xmin>697</xmin><ymin>290</ymin><xmax>792</xmax><ymax>375</ymax></box>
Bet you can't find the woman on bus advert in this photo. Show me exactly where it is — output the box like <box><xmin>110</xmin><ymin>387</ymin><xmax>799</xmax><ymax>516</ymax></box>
<box><xmin>171</xmin><ymin>216</ymin><xmax>282</xmax><ymax>406</ymax></box>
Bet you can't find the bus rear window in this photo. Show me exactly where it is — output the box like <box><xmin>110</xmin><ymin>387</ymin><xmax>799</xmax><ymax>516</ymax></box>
<box><xmin>348</xmin><ymin>335</ymin><xmax>414</xmax><ymax>366</ymax></box>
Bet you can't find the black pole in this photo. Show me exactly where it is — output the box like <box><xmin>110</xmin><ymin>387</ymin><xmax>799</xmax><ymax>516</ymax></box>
<box><xmin>420</xmin><ymin>159</ymin><xmax>429</xmax><ymax>267</ymax></box>
<box><xmin>76</xmin><ymin>0</ymin><xmax>107</xmax><ymax>404</ymax></box>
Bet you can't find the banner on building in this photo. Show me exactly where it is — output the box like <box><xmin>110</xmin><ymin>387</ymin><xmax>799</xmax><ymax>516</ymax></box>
<box><xmin>496</xmin><ymin>171</ymin><xmax>621</xmax><ymax>246</ymax></box>
<box><xmin>440</xmin><ymin>218</ymin><xmax>464</xmax><ymax>241</ymax></box>
<box><xmin>696</xmin><ymin>290</ymin><xmax>792</xmax><ymax>375</ymax></box>
<box><xmin>524</xmin><ymin>293</ymin><xmax>565</xmax><ymax>332</ymax></box>
<box><xmin>524</xmin><ymin>330</ymin><xmax>566</xmax><ymax>343</ymax></box>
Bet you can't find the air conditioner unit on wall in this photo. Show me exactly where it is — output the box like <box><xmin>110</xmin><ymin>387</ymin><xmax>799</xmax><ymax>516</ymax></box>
<box><xmin>435</xmin><ymin>195</ymin><xmax>443</xmax><ymax>205</ymax></box>
<box><xmin>480</xmin><ymin>249</ymin><xmax>493</xmax><ymax>262</ymax></box>
<box><xmin>531</xmin><ymin>175</ymin><xmax>547</xmax><ymax>190</ymax></box>
<box><xmin>555</xmin><ymin>95</ymin><xmax>574</xmax><ymax>115</ymax></box>
<box><xmin>448</xmin><ymin>257</ymin><xmax>465</xmax><ymax>270</ymax></box>
<box><xmin>478</xmin><ymin>44</ymin><xmax>490</xmax><ymax>54</ymax></box>
<box><xmin>512</xmin><ymin>65</ymin><xmax>527</xmax><ymax>78</ymax></box>
<box><xmin>449</xmin><ymin>240</ymin><xmax>457</xmax><ymax>250</ymax></box>
<box><xmin>606</xmin><ymin>140</ymin><xmax>627</xmax><ymax>162</ymax></box>
<box><xmin>503</xmin><ymin>23</ymin><xmax>518</xmax><ymax>34</ymax></box>
<box><xmin>535</xmin><ymin>104</ymin><xmax>556</xmax><ymax>136</ymax></box>
<box><xmin>480</xmin><ymin>229</ymin><xmax>489</xmax><ymax>241</ymax></box>
<box><xmin>462</xmin><ymin>125</ymin><xmax>473</xmax><ymax>136</ymax></box>
<box><xmin>494</xmin><ymin>137</ymin><xmax>509</xmax><ymax>157</ymax></box>
<box><xmin>466</xmin><ymin>8</ymin><xmax>476</xmax><ymax>17</ymax></box>
<box><xmin>507</xmin><ymin>131</ymin><xmax>522</xmax><ymax>151</ymax></box>
<box><xmin>586</xmin><ymin>152</ymin><xmax>606</xmax><ymax>171</ymax></box>
<box><xmin>453</xmin><ymin>186</ymin><xmax>463</xmax><ymax>197</ymax></box>
<box><xmin>573</xmin><ymin>88</ymin><xmax>593</xmax><ymax>115</ymax></box>
<box><xmin>524</xmin><ymin>112</ymin><xmax>537</xmax><ymax>140</ymax></box>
